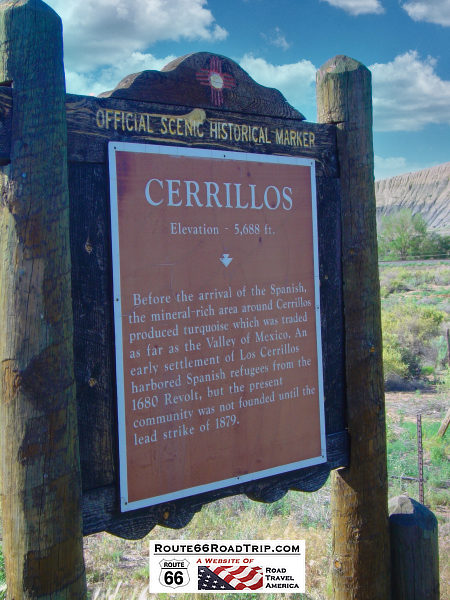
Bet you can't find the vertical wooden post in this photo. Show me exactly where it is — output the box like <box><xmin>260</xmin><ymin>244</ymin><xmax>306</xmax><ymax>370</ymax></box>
<box><xmin>0</xmin><ymin>0</ymin><xmax>86</xmax><ymax>597</ymax></box>
<box><xmin>316</xmin><ymin>56</ymin><xmax>390</xmax><ymax>599</ymax></box>
<box><xmin>389</xmin><ymin>495</ymin><xmax>439</xmax><ymax>598</ymax></box>
<box><xmin>437</xmin><ymin>407</ymin><xmax>450</xmax><ymax>438</ymax></box>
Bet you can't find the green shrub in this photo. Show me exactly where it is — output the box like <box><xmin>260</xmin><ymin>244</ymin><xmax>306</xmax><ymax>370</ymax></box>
<box><xmin>437</xmin><ymin>368</ymin><xmax>450</xmax><ymax>394</ymax></box>
<box><xmin>378</xmin><ymin>209</ymin><xmax>450</xmax><ymax>261</ymax></box>
<box><xmin>0</xmin><ymin>544</ymin><xmax>5</xmax><ymax>586</ymax></box>
<box><xmin>383</xmin><ymin>333</ymin><xmax>409</xmax><ymax>378</ymax></box>
<box><xmin>421</xmin><ymin>365</ymin><xmax>435</xmax><ymax>376</ymax></box>
<box><xmin>379</xmin><ymin>267</ymin><xmax>412</xmax><ymax>297</ymax></box>
<box><xmin>382</xmin><ymin>302</ymin><xmax>446</xmax><ymax>378</ymax></box>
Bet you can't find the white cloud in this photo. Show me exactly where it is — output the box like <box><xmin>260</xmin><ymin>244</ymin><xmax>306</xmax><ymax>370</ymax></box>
<box><xmin>370</xmin><ymin>51</ymin><xmax>450</xmax><ymax>131</ymax></box>
<box><xmin>239</xmin><ymin>54</ymin><xmax>317</xmax><ymax>118</ymax></box>
<box><xmin>47</xmin><ymin>0</ymin><xmax>227</xmax><ymax>72</ymax></box>
<box><xmin>65</xmin><ymin>52</ymin><xmax>176</xmax><ymax>96</ymax></box>
<box><xmin>374</xmin><ymin>156</ymin><xmax>442</xmax><ymax>181</ymax></box>
<box><xmin>374</xmin><ymin>155</ymin><xmax>408</xmax><ymax>180</ymax></box>
<box><xmin>402</xmin><ymin>0</ymin><xmax>450</xmax><ymax>26</ymax></box>
<box><xmin>320</xmin><ymin>0</ymin><xmax>384</xmax><ymax>15</ymax></box>
<box><xmin>262</xmin><ymin>27</ymin><xmax>291</xmax><ymax>50</ymax></box>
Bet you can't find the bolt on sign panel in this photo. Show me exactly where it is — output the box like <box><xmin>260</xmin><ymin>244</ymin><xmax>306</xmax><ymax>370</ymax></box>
<box><xmin>109</xmin><ymin>143</ymin><xmax>326</xmax><ymax>511</ymax></box>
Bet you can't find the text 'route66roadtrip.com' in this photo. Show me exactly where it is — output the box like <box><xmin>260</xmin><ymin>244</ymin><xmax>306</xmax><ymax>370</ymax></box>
<box><xmin>149</xmin><ymin>540</ymin><xmax>305</xmax><ymax>593</ymax></box>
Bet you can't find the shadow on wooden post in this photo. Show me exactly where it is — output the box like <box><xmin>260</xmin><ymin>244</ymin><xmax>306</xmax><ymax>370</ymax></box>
<box><xmin>316</xmin><ymin>56</ymin><xmax>391</xmax><ymax>599</ymax></box>
<box><xmin>0</xmin><ymin>0</ymin><xmax>86</xmax><ymax>596</ymax></box>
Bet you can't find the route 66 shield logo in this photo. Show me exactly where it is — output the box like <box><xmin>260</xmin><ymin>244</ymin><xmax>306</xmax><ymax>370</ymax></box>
<box><xmin>159</xmin><ymin>558</ymin><xmax>190</xmax><ymax>588</ymax></box>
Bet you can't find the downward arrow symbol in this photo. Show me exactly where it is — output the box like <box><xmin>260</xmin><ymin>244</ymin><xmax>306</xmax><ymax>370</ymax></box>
<box><xmin>220</xmin><ymin>253</ymin><xmax>233</xmax><ymax>267</ymax></box>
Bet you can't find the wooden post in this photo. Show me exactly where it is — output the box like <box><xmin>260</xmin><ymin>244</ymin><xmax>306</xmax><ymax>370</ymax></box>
<box><xmin>0</xmin><ymin>0</ymin><xmax>86</xmax><ymax>597</ymax></box>
<box><xmin>389</xmin><ymin>495</ymin><xmax>439</xmax><ymax>598</ymax></box>
<box><xmin>316</xmin><ymin>56</ymin><xmax>390</xmax><ymax>599</ymax></box>
<box><xmin>437</xmin><ymin>407</ymin><xmax>450</xmax><ymax>438</ymax></box>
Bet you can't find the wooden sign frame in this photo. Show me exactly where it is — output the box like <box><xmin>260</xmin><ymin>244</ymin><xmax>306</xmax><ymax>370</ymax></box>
<box><xmin>0</xmin><ymin>51</ymin><xmax>348</xmax><ymax>539</ymax></box>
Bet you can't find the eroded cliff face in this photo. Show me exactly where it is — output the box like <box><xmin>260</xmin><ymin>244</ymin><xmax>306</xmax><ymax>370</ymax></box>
<box><xmin>375</xmin><ymin>162</ymin><xmax>450</xmax><ymax>234</ymax></box>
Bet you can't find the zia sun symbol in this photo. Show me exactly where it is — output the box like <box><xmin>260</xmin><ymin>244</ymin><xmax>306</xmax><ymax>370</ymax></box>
<box><xmin>196</xmin><ymin>56</ymin><xmax>236</xmax><ymax>107</ymax></box>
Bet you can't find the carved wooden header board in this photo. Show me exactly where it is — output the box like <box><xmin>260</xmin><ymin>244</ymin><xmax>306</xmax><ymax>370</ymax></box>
<box><xmin>0</xmin><ymin>51</ymin><xmax>347</xmax><ymax>538</ymax></box>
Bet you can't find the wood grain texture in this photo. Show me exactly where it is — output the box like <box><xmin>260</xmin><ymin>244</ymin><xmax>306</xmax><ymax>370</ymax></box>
<box><xmin>389</xmin><ymin>495</ymin><xmax>439</xmax><ymax>599</ymax></box>
<box><xmin>0</xmin><ymin>0</ymin><xmax>86</xmax><ymax>596</ymax></box>
<box><xmin>0</xmin><ymin>86</ymin><xmax>11</xmax><ymax>164</ymax></box>
<box><xmin>315</xmin><ymin>165</ymin><xmax>346</xmax><ymax>436</ymax></box>
<box><xmin>98</xmin><ymin>52</ymin><xmax>305</xmax><ymax>120</ymax></box>
<box><xmin>68</xmin><ymin>162</ymin><xmax>116</xmax><ymax>490</ymax></box>
<box><xmin>72</xmin><ymin>151</ymin><xmax>347</xmax><ymax>537</ymax></box>
<box><xmin>81</xmin><ymin>430</ymin><xmax>348</xmax><ymax>537</ymax></box>
<box><xmin>317</xmin><ymin>55</ymin><xmax>390</xmax><ymax>600</ymax></box>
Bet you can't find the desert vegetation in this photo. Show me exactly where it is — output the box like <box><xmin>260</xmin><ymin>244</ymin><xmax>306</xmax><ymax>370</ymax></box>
<box><xmin>74</xmin><ymin>260</ymin><xmax>449</xmax><ymax>599</ymax></box>
<box><xmin>380</xmin><ymin>261</ymin><xmax>449</xmax><ymax>385</ymax></box>
<box><xmin>1</xmin><ymin>255</ymin><xmax>449</xmax><ymax>600</ymax></box>
<box><xmin>378</xmin><ymin>209</ymin><xmax>450</xmax><ymax>261</ymax></box>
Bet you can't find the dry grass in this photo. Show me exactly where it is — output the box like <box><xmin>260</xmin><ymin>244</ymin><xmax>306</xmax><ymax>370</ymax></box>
<box><xmin>85</xmin><ymin>491</ymin><xmax>332</xmax><ymax>599</ymax></box>
<box><xmin>83</xmin><ymin>390</ymin><xmax>450</xmax><ymax>599</ymax></box>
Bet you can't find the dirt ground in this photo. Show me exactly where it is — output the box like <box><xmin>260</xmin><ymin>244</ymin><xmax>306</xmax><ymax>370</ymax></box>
<box><xmin>385</xmin><ymin>388</ymin><xmax>447</xmax><ymax>420</ymax></box>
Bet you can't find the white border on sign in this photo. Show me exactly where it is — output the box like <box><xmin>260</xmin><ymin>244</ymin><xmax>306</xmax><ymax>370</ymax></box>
<box><xmin>108</xmin><ymin>142</ymin><xmax>326</xmax><ymax>512</ymax></box>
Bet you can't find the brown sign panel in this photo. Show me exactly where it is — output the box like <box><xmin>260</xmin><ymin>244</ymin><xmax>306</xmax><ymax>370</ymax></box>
<box><xmin>109</xmin><ymin>143</ymin><xmax>325</xmax><ymax>511</ymax></box>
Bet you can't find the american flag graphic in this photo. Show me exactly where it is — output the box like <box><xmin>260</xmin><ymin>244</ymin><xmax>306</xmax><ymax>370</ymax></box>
<box><xmin>198</xmin><ymin>565</ymin><xmax>263</xmax><ymax>591</ymax></box>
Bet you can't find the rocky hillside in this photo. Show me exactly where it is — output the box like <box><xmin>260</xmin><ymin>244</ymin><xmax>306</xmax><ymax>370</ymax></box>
<box><xmin>375</xmin><ymin>162</ymin><xmax>450</xmax><ymax>234</ymax></box>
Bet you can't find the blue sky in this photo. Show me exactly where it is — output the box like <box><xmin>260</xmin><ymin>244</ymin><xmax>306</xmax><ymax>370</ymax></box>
<box><xmin>46</xmin><ymin>0</ymin><xmax>450</xmax><ymax>180</ymax></box>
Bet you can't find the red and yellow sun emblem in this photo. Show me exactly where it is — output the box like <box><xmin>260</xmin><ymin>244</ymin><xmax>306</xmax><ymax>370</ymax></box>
<box><xmin>196</xmin><ymin>56</ymin><xmax>236</xmax><ymax>107</ymax></box>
